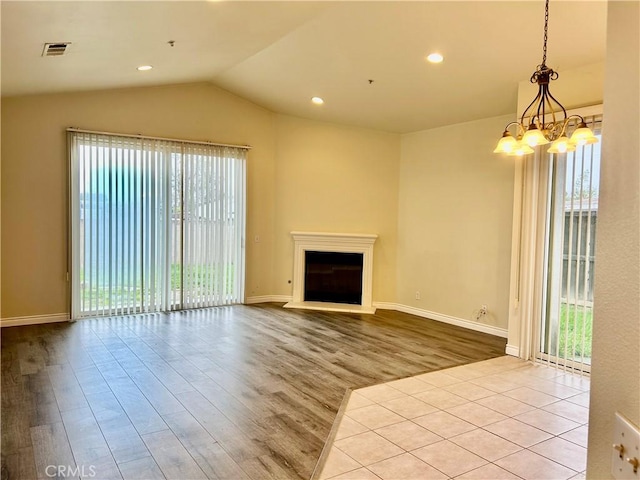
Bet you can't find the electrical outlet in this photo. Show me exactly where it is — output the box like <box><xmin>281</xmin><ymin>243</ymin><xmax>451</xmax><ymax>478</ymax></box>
<box><xmin>475</xmin><ymin>305</ymin><xmax>488</xmax><ymax>320</ymax></box>
<box><xmin>415</xmin><ymin>291</ymin><xmax>421</xmax><ymax>300</ymax></box>
<box><xmin>612</xmin><ymin>412</ymin><xmax>640</xmax><ymax>479</ymax></box>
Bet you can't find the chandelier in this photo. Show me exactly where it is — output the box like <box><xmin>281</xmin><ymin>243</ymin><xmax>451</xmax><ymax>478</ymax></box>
<box><xmin>494</xmin><ymin>0</ymin><xmax>598</xmax><ymax>156</ymax></box>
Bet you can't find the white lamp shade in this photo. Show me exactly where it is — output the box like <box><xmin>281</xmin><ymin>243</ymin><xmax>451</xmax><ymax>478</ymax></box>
<box><xmin>522</xmin><ymin>127</ymin><xmax>550</xmax><ymax>147</ymax></box>
<box><xmin>548</xmin><ymin>136</ymin><xmax>577</xmax><ymax>154</ymax></box>
<box><xmin>493</xmin><ymin>134</ymin><xmax>518</xmax><ymax>154</ymax></box>
<box><xmin>569</xmin><ymin>126</ymin><xmax>599</xmax><ymax>146</ymax></box>
<box><xmin>507</xmin><ymin>141</ymin><xmax>534</xmax><ymax>156</ymax></box>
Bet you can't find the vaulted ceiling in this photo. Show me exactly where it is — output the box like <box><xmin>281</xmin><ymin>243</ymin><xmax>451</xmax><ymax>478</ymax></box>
<box><xmin>1</xmin><ymin>1</ymin><xmax>607</xmax><ymax>133</ymax></box>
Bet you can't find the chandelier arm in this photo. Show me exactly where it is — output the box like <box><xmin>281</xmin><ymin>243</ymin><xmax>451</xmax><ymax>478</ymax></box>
<box><xmin>545</xmin><ymin>88</ymin><xmax>568</xmax><ymax>120</ymax></box>
<box><xmin>557</xmin><ymin>115</ymin><xmax>586</xmax><ymax>138</ymax></box>
<box><xmin>541</xmin><ymin>90</ymin><xmax>557</xmax><ymax>129</ymax></box>
<box><xmin>504</xmin><ymin>121</ymin><xmax>521</xmax><ymax>131</ymax></box>
<box><xmin>536</xmin><ymin>88</ymin><xmax>550</xmax><ymax>124</ymax></box>
<box><xmin>558</xmin><ymin>119</ymin><xmax>569</xmax><ymax>137</ymax></box>
<box><xmin>501</xmin><ymin>121</ymin><xmax>526</xmax><ymax>138</ymax></box>
<box><xmin>566</xmin><ymin>114</ymin><xmax>586</xmax><ymax>124</ymax></box>
<box><xmin>521</xmin><ymin>89</ymin><xmax>543</xmax><ymax>127</ymax></box>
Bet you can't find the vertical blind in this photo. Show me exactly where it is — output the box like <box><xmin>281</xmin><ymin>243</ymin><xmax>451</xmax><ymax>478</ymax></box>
<box><xmin>68</xmin><ymin>130</ymin><xmax>247</xmax><ymax>319</ymax></box>
<box><xmin>540</xmin><ymin>113</ymin><xmax>602</xmax><ymax>373</ymax></box>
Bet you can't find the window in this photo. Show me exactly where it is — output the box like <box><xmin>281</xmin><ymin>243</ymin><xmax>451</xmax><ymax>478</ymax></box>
<box><xmin>68</xmin><ymin>130</ymin><xmax>247</xmax><ymax>319</ymax></box>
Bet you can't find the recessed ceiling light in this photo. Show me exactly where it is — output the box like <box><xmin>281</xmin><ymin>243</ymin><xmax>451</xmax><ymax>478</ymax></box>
<box><xmin>426</xmin><ymin>53</ymin><xmax>444</xmax><ymax>64</ymax></box>
<box><xmin>311</xmin><ymin>96</ymin><xmax>324</xmax><ymax>105</ymax></box>
<box><xmin>137</xmin><ymin>65</ymin><xmax>153</xmax><ymax>71</ymax></box>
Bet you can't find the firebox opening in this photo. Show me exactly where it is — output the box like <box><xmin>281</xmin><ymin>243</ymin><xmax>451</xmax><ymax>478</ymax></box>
<box><xmin>304</xmin><ymin>251</ymin><xmax>364</xmax><ymax>305</ymax></box>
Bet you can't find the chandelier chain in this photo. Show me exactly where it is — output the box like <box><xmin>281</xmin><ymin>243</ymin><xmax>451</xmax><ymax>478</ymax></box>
<box><xmin>542</xmin><ymin>0</ymin><xmax>549</xmax><ymax>66</ymax></box>
<box><xmin>494</xmin><ymin>0</ymin><xmax>599</xmax><ymax>155</ymax></box>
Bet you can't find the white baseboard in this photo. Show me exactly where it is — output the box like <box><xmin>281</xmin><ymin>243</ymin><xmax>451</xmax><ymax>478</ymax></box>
<box><xmin>1</xmin><ymin>313</ymin><xmax>70</xmax><ymax>328</ymax></box>
<box><xmin>505</xmin><ymin>344</ymin><xmax>520</xmax><ymax>357</ymax></box>
<box><xmin>245</xmin><ymin>295</ymin><xmax>293</xmax><ymax>305</ymax></box>
<box><xmin>374</xmin><ymin>302</ymin><xmax>508</xmax><ymax>338</ymax></box>
<box><xmin>372</xmin><ymin>302</ymin><xmax>401</xmax><ymax>310</ymax></box>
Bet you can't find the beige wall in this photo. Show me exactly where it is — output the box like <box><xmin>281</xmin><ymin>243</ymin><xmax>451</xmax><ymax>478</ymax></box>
<box><xmin>1</xmin><ymin>83</ymin><xmax>402</xmax><ymax>317</ymax></box>
<box><xmin>271</xmin><ymin>114</ymin><xmax>400</xmax><ymax>302</ymax></box>
<box><xmin>1</xmin><ymin>82</ymin><xmax>278</xmax><ymax>318</ymax></box>
<box><xmin>587</xmin><ymin>2</ymin><xmax>640</xmax><ymax>477</ymax></box>
<box><xmin>397</xmin><ymin>115</ymin><xmax>515</xmax><ymax>330</ymax></box>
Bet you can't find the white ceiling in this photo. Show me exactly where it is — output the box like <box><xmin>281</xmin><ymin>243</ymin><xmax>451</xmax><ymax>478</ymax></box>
<box><xmin>1</xmin><ymin>1</ymin><xmax>607</xmax><ymax>133</ymax></box>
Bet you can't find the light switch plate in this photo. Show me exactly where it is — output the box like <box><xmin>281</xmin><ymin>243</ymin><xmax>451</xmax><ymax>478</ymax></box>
<box><xmin>612</xmin><ymin>412</ymin><xmax>640</xmax><ymax>479</ymax></box>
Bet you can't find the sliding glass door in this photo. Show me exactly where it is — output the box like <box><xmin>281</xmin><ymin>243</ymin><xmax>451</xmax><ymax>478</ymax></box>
<box><xmin>69</xmin><ymin>131</ymin><xmax>246</xmax><ymax>319</ymax></box>
<box><xmin>539</xmin><ymin>114</ymin><xmax>602</xmax><ymax>372</ymax></box>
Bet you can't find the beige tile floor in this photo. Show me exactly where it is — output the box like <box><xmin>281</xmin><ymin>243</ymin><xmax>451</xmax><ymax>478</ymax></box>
<box><xmin>316</xmin><ymin>356</ymin><xmax>590</xmax><ymax>480</ymax></box>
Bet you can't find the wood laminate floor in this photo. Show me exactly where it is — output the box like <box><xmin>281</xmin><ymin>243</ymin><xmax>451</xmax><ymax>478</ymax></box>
<box><xmin>1</xmin><ymin>304</ymin><xmax>506</xmax><ymax>480</ymax></box>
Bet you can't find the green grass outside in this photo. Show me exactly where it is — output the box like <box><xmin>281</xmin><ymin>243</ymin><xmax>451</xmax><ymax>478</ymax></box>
<box><xmin>556</xmin><ymin>303</ymin><xmax>593</xmax><ymax>359</ymax></box>
<box><xmin>80</xmin><ymin>263</ymin><xmax>236</xmax><ymax>310</ymax></box>
<box><xmin>82</xmin><ymin>285</ymin><xmax>143</xmax><ymax>307</ymax></box>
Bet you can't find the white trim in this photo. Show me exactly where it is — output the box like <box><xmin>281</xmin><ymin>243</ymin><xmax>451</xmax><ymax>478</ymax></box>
<box><xmin>245</xmin><ymin>295</ymin><xmax>293</xmax><ymax>304</ymax></box>
<box><xmin>285</xmin><ymin>231</ymin><xmax>378</xmax><ymax>313</ymax></box>
<box><xmin>505</xmin><ymin>344</ymin><xmax>520</xmax><ymax>357</ymax></box>
<box><xmin>373</xmin><ymin>302</ymin><xmax>508</xmax><ymax>338</ymax></box>
<box><xmin>1</xmin><ymin>313</ymin><xmax>70</xmax><ymax>328</ymax></box>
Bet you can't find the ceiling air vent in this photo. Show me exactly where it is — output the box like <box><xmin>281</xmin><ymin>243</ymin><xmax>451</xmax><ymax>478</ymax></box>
<box><xmin>42</xmin><ymin>42</ymin><xmax>71</xmax><ymax>57</ymax></box>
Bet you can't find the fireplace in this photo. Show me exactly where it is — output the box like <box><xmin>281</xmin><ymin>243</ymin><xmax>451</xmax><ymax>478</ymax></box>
<box><xmin>304</xmin><ymin>251</ymin><xmax>364</xmax><ymax>304</ymax></box>
<box><xmin>284</xmin><ymin>232</ymin><xmax>377</xmax><ymax>314</ymax></box>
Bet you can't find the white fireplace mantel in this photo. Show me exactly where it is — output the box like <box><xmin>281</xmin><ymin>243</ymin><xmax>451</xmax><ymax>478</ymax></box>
<box><xmin>284</xmin><ymin>231</ymin><xmax>378</xmax><ymax>314</ymax></box>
